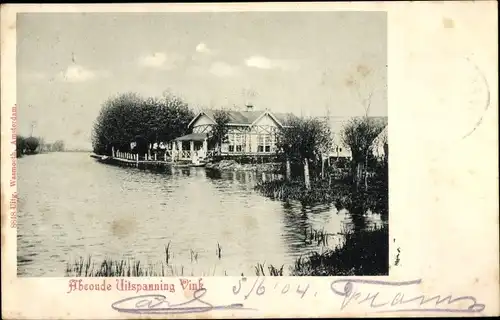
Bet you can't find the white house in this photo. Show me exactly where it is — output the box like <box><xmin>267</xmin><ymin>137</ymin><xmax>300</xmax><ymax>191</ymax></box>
<box><xmin>371</xmin><ymin>125</ymin><xmax>388</xmax><ymax>160</ymax></box>
<box><xmin>326</xmin><ymin>116</ymin><xmax>388</xmax><ymax>163</ymax></box>
<box><xmin>170</xmin><ymin>105</ymin><xmax>295</xmax><ymax>162</ymax></box>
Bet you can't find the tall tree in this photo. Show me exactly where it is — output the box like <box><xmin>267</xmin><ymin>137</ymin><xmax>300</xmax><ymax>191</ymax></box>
<box><xmin>92</xmin><ymin>92</ymin><xmax>144</xmax><ymax>154</ymax></box>
<box><xmin>341</xmin><ymin>117</ymin><xmax>385</xmax><ymax>189</ymax></box>
<box><xmin>207</xmin><ymin>109</ymin><xmax>231</xmax><ymax>156</ymax></box>
<box><xmin>277</xmin><ymin>117</ymin><xmax>332</xmax><ymax>189</ymax></box>
<box><xmin>343</xmin><ymin>63</ymin><xmax>387</xmax><ymax>189</ymax></box>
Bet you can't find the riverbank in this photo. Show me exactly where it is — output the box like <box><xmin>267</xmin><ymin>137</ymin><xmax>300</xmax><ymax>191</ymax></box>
<box><xmin>65</xmin><ymin>225</ymin><xmax>387</xmax><ymax>277</ymax></box>
<box><xmin>290</xmin><ymin>224</ymin><xmax>388</xmax><ymax>276</ymax></box>
<box><xmin>206</xmin><ymin>159</ymin><xmax>282</xmax><ymax>173</ymax></box>
<box><xmin>16</xmin><ymin>150</ymin><xmax>40</xmax><ymax>158</ymax></box>
<box><xmin>91</xmin><ymin>154</ymin><xmax>282</xmax><ymax>173</ymax></box>
<box><xmin>255</xmin><ymin>174</ymin><xmax>388</xmax><ymax>214</ymax></box>
<box><xmin>255</xmin><ymin>179</ymin><xmax>349</xmax><ymax>205</ymax></box>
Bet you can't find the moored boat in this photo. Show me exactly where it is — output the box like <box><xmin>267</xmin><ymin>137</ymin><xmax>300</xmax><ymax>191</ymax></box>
<box><xmin>97</xmin><ymin>155</ymin><xmax>112</xmax><ymax>163</ymax></box>
<box><xmin>172</xmin><ymin>162</ymin><xmax>206</xmax><ymax>168</ymax></box>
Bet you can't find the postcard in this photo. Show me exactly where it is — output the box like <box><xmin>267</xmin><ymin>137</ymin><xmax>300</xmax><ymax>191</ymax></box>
<box><xmin>1</xmin><ymin>2</ymin><xmax>498</xmax><ymax>318</ymax></box>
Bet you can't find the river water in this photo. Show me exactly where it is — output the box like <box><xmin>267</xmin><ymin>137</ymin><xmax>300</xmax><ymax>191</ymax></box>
<box><xmin>17</xmin><ymin>152</ymin><xmax>385</xmax><ymax>277</ymax></box>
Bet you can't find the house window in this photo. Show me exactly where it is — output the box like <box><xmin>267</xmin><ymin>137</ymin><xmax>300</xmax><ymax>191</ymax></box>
<box><xmin>228</xmin><ymin>134</ymin><xmax>235</xmax><ymax>152</ymax></box>
<box><xmin>257</xmin><ymin>134</ymin><xmax>265</xmax><ymax>152</ymax></box>
<box><xmin>258</xmin><ymin>134</ymin><xmax>276</xmax><ymax>153</ymax></box>
<box><xmin>228</xmin><ymin>133</ymin><xmax>244</xmax><ymax>153</ymax></box>
<box><xmin>235</xmin><ymin>134</ymin><xmax>243</xmax><ymax>152</ymax></box>
<box><xmin>270</xmin><ymin>134</ymin><xmax>277</xmax><ymax>152</ymax></box>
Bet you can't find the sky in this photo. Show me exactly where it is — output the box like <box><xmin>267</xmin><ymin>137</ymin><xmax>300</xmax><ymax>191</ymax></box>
<box><xmin>17</xmin><ymin>12</ymin><xmax>387</xmax><ymax>150</ymax></box>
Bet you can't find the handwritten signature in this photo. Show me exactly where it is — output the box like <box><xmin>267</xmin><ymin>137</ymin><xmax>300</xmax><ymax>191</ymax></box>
<box><xmin>331</xmin><ymin>278</ymin><xmax>486</xmax><ymax>314</ymax></box>
<box><xmin>111</xmin><ymin>288</ymin><xmax>257</xmax><ymax>314</ymax></box>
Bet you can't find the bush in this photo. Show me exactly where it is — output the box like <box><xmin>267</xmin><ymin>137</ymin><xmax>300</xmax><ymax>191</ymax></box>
<box><xmin>24</xmin><ymin>136</ymin><xmax>40</xmax><ymax>154</ymax></box>
<box><xmin>16</xmin><ymin>135</ymin><xmax>26</xmax><ymax>157</ymax></box>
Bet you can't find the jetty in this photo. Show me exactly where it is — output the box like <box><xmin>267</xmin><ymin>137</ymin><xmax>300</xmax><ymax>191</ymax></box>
<box><xmin>90</xmin><ymin>151</ymin><xmax>207</xmax><ymax>169</ymax></box>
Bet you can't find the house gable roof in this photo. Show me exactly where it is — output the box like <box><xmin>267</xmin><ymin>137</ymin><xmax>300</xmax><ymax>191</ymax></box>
<box><xmin>250</xmin><ymin>111</ymin><xmax>283</xmax><ymax>127</ymax></box>
<box><xmin>189</xmin><ymin>109</ymin><xmax>296</xmax><ymax>127</ymax></box>
<box><xmin>187</xmin><ymin>112</ymin><xmax>216</xmax><ymax>128</ymax></box>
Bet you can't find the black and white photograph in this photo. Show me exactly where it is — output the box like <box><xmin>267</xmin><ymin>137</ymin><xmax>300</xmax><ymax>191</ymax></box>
<box><xmin>16</xmin><ymin>11</ymin><xmax>389</xmax><ymax>277</ymax></box>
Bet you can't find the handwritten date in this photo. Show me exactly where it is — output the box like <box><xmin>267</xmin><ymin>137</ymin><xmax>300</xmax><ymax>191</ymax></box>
<box><xmin>233</xmin><ymin>277</ymin><xmax>313</xmax><ymax>300</ymax></box>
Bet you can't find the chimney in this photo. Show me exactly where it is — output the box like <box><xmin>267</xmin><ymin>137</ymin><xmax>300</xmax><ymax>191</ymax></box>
<box><xmin>246</xmin><ymin>104</ymin><xmax>254</xmax><ymax>112</ymax></box>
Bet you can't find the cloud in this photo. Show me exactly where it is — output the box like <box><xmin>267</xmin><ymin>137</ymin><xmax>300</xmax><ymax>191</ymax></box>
<box><xmin>138</xmin><ymin>52</ymin><xmax>183</xmax><ymax>69</ymax></box>
<box><xmin>245</xmin><ymin>55</ymin><xmax>298</xmax><ymax>71</ymax></box>
<box><xmin>209</xmin><ymin>61</ymin><xmax>239</xmax><ymax>77</ymax></box>
<box><xmin>139</xmin><ymin>52</ymin><xmax>167</xmax><ymax>68</ymax></box>
<box><xmin>245</xmin><ymin>56</ymin><xmax>274</xmax><ymax>69</ymax></box>
<box><xmin>57</xmin><ymin>65</ymin><xmax>107</xmax><ymax>83</ymax></box>
<box><xmin>195</xmin><ymin>42</ymin><xmax>212</xmax><ymax>54</ymax></box>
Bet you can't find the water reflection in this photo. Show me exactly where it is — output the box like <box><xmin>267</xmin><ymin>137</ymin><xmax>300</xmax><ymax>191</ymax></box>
<box><xmin>205</xmin><ymin>168</ymin><xmax>222</xmax><ymax>180</ymax></box>
<box><xmin>17</xmin><ymin>153</ymin><xmax>385</xmax><ymax>277</ymax></box>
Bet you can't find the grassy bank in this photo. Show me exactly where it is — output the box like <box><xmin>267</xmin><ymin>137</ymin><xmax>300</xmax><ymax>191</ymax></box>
<box><xmin>65</xmin><ymin>255</ymin><xmax>282</xmax><ymax>277</ymax></box>
<box><xmin>66</xmin><ymin>256</ymin><xmax>289</xmax><ymax>277</ymax></box>
<box><xmin>252</xmin><ymin>165</ymin><xmax>389</xmax><ymax>276</ymax></box>
<box><xmin>254</xmin><ymin>176</ymin><xmax>388</xmax><ymax>215</ymax></box>
<box><xmin>254</xmin><ymin>179</ymin><xmax>352</xmax><ymax>205</ymax></box>
<box><xmin>65</xmin><ymin>256</ymin><xmax>229</xmax><ymax>277</ymax></box>
<box><xmin>291</xmin><ymin>224</ymin><xmax>388</xmax><ymax>276</ymax></box>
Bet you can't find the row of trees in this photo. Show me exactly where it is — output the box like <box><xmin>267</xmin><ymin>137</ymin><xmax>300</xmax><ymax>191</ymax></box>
<box><xmin>16</xmin><ymin>136</ymin><xmax>65</xmax><ymax>157</ymax></box>
<box><xmin>92</xmin><ymin>91</ymin><xmax>194</xmax><ymax>156</ymax></box>
<box><xmin>39</xmin><ymin>138</ymin><xmax>65</xmax><ymax>153</ymax></box>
